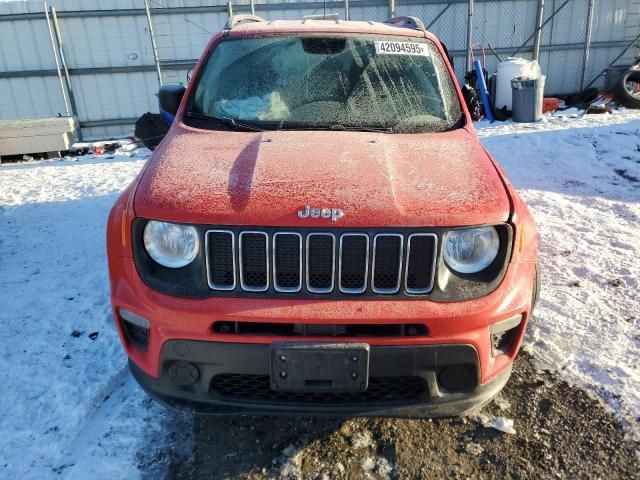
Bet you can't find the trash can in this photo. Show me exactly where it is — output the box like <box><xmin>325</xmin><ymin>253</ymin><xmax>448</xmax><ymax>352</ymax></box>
<box><xmin>511</xmin><ymin>76</ymin><xmax>544</xmax><ymax>123</ymax></box>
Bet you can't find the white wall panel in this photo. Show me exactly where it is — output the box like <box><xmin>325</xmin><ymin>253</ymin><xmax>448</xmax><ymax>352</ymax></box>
<box><xmin>58</xmin><ymin>15</ymin><xmax>152</xmax><ymax>69</ymax></box>
<box><xmin>71</xmin><ymin>71</ymin><xmax>158</xmax><ymax>122</ymax></box>
<box><xmin>0</xmin><ymin>77</ymin><xmax>67</xmax><ymax>119</ymax></box>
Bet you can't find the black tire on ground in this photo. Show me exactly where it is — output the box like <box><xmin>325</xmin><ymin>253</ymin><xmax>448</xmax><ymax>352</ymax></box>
<box><xmin>613</xmin><ymin>69</ymin><xmax>640</xmax><ymax>109</ymax></box>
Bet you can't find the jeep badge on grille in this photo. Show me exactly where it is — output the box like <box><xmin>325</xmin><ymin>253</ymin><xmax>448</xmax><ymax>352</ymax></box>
<box><xmin>298</xmin><ymin>205</ymin><xmax>345</xmax><ymax>222</ymax></box>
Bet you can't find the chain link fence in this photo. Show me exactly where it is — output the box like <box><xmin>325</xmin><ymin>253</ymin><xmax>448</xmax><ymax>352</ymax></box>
<box><xmin>0</xmin><ymin>0</ymin><xmax>639</xmax><ymax>138</ymax></box>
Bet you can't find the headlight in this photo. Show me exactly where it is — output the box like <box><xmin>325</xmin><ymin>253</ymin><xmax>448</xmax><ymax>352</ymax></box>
<box><xmin>143</xmin><ymin>220</ymin><xmax>199</xmax><ymax>268</ymax></box>
<box><xmin>444</xmin><ymin>226</ymin><xmax>499</xmax><ymax>274</ymax></box>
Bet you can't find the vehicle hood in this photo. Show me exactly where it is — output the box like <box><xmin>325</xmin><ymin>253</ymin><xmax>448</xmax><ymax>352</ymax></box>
<box><xmin>134</xmin><ymin>124</ymin><xmax>511</xmax><ymax>227</ymax></box>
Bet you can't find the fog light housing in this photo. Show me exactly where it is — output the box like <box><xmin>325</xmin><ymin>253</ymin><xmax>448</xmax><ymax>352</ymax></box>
<box><xmin>119</xmin><ymin>308</ymin><xmax>150</xmax><ymax>351</ymax></box>
<box><xmin>438</xmin><ymin>364</ymin><xmax>476</xmax><ymax>392</ymax></box>
<box><xmin>490</xmin><ymin>314</ymin><xmax>523</xmax><ymax>357</ymax></box>
<box><xmin>168</xmin><ymin>361</ymin><xmax>200</xmax><ymax>386</ymax></box>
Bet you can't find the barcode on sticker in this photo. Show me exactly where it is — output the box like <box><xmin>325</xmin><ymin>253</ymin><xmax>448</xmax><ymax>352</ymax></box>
<box><xmin>374</xmin><ymin>41</ymin><xmax>430</xmax><ymax>57</ymax></box>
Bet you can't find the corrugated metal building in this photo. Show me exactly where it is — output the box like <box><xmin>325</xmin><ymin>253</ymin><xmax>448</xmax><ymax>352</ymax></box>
<box><xmin>0</xmin><ymin>0</ymin><xmax>639</xmax><ymax>139</ymax></box>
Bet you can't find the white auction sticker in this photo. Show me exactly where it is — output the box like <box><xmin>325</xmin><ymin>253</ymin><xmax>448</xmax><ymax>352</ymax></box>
<box><xmin>374</xmin><ymin>41</ymin><xmax>430</xmax><ymax>57</ymax></box>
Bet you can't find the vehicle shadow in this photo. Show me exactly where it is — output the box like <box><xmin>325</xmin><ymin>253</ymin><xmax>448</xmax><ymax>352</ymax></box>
<box><xmin>172</xmin><ymin>414</ymin><xmax>346</xmax><ymax>479</ymax></box>
<box><xmin>142</xmin><ymin>351</ymin><xmax>640</xmax><ymax>480</ymax></box>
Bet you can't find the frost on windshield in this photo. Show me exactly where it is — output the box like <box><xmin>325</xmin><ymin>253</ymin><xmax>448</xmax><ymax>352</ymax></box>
<box><xmin>192</xmin><ymin>35</ymin><xmax>462</xmax><ymax>132</ymax></box>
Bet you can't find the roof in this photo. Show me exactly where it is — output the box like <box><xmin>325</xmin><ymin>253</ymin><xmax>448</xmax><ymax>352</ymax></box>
<box><xmin>227</xmin><ymin>18</ymin><xmax>439</xmax><ymax>42</ymax></box>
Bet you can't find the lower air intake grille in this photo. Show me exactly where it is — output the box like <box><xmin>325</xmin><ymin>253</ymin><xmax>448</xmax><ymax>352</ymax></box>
<box><xmin>210</xmin><ymin>374</ymin><xmax>427</xmax><ymax>404</ymax></box>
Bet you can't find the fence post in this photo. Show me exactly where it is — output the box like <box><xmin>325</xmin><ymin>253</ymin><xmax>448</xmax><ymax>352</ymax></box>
<box><xmin>466</xmin><ymin>0</ymin><xmax>474</xmax><ymax>71</ymax></box>
<box><xmin>228</xmin><ymin>1</ymin><xmax>234</xmax><ymax>17</ymax></box>
<box><xmin>533</xmin><ymin>0</ymin><xmax>545</xmax><ymax>61</ymax></box>
<box><xmin>580</xmin><ymin>0</ymin><xmax>595</xmax><ymax>89</ymax></box>
<box><xmin>50</xmin><ymin>6</ymin><xmax>82</xmax><ymax>141</ymax></box>
<box><xmin>250</xmin><ymin>0</ymin><xmax>255</xmax><ymax>16</ymax></box>
<box><xmin>44</xmin><ymin>1</ymin><xmax>70</xmax><ymax>117</ymax></box>
<box><xmin>345</xmin><ymin>0</ymin><xmax>350</xmax><ymax>20</ymax></box>
<box><xmin>143</xmin><ymin>0</ymin><xmax>162</xmax><ymax>88</ymax></box>
<box><xmin>388</xmin><ymin>0</ymin><xmax>395</xmax><ymax>18</ymax></box>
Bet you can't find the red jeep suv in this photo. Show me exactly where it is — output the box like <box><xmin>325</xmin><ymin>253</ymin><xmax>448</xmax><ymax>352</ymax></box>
<box><xmin>107</xmin><ymin>15</ymin><xmax>539</xmax><ymax>416</ymax></box>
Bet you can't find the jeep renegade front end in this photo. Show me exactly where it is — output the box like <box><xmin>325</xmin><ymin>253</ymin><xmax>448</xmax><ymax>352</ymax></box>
<box><xmin>107</xmin><ymin>16</ymin><xmax>538</xmax><ymax>416</ymax></box>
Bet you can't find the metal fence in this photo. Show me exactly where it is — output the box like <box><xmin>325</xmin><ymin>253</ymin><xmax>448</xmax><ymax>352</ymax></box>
<box><xmin>0</xmin><ymin>0</ymin><xmax>639</xmax><ymax>139</ymax></box>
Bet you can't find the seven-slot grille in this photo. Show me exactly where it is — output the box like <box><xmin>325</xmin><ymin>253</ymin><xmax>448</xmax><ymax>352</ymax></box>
<box><xmin>205</xmin><ymin>230</ymin><xmax>437</xmax><ymax>296</ymax></box>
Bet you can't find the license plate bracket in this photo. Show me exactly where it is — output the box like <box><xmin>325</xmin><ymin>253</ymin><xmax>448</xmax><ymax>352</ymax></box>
<box><xmin>270</xmin><ymin>342</ymin><xmax>370</xmax><ymax>392</ymax></box>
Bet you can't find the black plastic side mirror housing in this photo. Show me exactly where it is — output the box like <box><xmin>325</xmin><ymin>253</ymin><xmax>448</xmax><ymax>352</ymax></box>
<box><xmin>440</xmin><ymin>42</ymin><xmax>454</xmax><ymax>70</ymax></box>
<box><xmin>158</xmin><ymin>84</ymin><xmax>186</xmax><ymax>116</ymax></box>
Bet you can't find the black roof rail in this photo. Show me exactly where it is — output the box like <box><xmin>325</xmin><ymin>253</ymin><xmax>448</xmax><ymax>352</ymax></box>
<box><xmin>384</xmin><ymin>16</ymin><xmax>426</xmax><ymax>32</ymax></box>
<box><xmin>225</xmin><ymin>14</ymin><xmax>265</xmax><ymax>29</ymax></box>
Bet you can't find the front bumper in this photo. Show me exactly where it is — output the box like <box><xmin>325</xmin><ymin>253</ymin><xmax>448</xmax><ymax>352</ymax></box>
<box><xmin>109</xmin><ymin>250</ymin><xmax>536</xmax><ymax>388</ymax></box>
<box><xmin>129</xmin><ymin>340</ymin><xmax>512</xmax><ymax>417</ymax></box>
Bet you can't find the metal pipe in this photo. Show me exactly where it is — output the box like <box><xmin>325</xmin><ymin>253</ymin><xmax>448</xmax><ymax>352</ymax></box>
<box><xmin>228</xmin><ymin>1</ymin><xmax>233</xmax><ymax>17</ymax></box>
<box><xmin>389</xmin><ymin>0</ymin><xmax>395</xmax><ymax>18</ymax></box>
<box><xmin>512</xmin><ymin>0</ymin><xmax>571</xmax><ymax>57</ymax></box>
<box><xmin>50</xmin><ymin>6</ymin><xmax>82</xmax><ymax>141</ymax></box>
<box><xmin>532</xmin><ymin>0</ymin><xmax>545</xmax><ymax>61</ymax></box>
<box><xmin>344</xmin><ymin>0</ymin><xmax>350</xmax><ymax>20</ymax></box>
<box><xmin>43</xmin><ymin>1</ymin><xmax>70</xmax><ymax>117</ymax></box>
<box><xmin>466</xmin><ymin>0</ymin><xmax>474</xmax><ymax>71</ymax></box>
<box><xmin>250</xmin><ymin>0</ymin><xmax>255</xmax><ymax>16</ymax></box>
<box><xmin>580</xmin><ymin>0</ymin><xmax>595</xmax><ymax>90</ymax></box>
<box><xmin>426</xmin><ymin>3</ymin><xmax>452</xmax><ymax>30</ymax></box>
<box><xmin>143</xmin><ymin>0</ymin><xmax>163</xmax><ymax>88</ymax></box>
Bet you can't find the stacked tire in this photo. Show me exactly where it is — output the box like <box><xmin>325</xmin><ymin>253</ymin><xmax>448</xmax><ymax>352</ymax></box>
<box><xmin>614</xmin><ymin>68</ymin><xmax>640</xmax><ymax>109</ymax></box>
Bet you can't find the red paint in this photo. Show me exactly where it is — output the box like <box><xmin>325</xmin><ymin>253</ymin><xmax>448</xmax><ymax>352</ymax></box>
<box><xmin>543</xmin><ymin>98</ymin><xmax>561</xmax><ymax>113</ymax></box>
<box><xmin>107</xmin><ymin>20</ymin><xmax>538</xmax><ymax>405</ymax></box>
<box><xmin>135</xmin><ymin>127</ymin><xmax>510</xmax><ymax>227</ymax></box>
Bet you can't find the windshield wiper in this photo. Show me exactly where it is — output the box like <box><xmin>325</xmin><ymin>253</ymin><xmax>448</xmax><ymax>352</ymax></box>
<box><xmin>185</xmin><ymin>112</ymin><xmax>264</xmax><ymax>132</ymax></box>
<box><xmin>275</xmin><ymin>121</ymin><xmax>392</xmax><ymax>133</ymax></box>
<box><xmin>329</xmin><ymin>124</ymin><xmax>393</xmax><ymax>133</ymax></box>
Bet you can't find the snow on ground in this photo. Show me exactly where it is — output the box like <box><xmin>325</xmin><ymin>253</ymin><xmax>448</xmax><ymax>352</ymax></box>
<box><xmin>478</xmin><ymin>109</ymin><xmax>640</xmax><ymax>437</ymax></box>
<box><xmin>0</xmin><ymin>111</ymin><xmax>639</xmax><ymax>477</ymax></box>
<box><xmin>0</xmin><ymin>152</ymin><xmax>192</xmax><ymax>477</ymax></box>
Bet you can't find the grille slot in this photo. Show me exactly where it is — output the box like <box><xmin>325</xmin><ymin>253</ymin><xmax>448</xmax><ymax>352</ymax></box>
<box><xmin>405</xmin><ymin>233</ymin><xmax>438</xmax><ymax>294</ymax></box>
<box><xmin>205</xmin><ymin>230</ymin><xmax>236</xmax><ymax>290</ymax></box>
<box><xmin>306</xmin><ymin>233</ymin><xmax>335</xmax><ymax>293</ymax></box>
<box><xmin>239</xmin><ymin>231</ymin><xmax>269</xmax><ymax>291</ymax></box>
<box><xmin>273</xmin><ymin>233</ymin><xmax>302</xmax><ymax>292</ymax></box>
<box><xmin>372</xmin><ymin>234</ymin><xmax>403</xmax><ymax>294</ymax></box>
<box><xmin>339</xmin><ymin>234</ymin><xmax>369</xmax><ymax>294</ymax></box>
<box><xmin>211</xmin><ymin>374</ymin><xmax>427</xmax><ymax>405</ymax></box>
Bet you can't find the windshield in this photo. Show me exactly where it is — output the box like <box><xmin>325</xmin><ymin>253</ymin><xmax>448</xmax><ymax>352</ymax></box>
<box><xmin>187</xmin><ymin>35</ymin><xmax>463</xmax><ymax>133</ymax></box>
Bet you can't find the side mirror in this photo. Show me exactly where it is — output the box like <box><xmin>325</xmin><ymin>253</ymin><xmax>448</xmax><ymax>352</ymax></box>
<box><xmin>158</xmin><ymin>84</ymin><xmax>186</xmax><ymax>117</ymax></box>
<box><xmin>440</xmin><ymin>42</ymin><xmax>454</xmax><ymax>70</ymax></box>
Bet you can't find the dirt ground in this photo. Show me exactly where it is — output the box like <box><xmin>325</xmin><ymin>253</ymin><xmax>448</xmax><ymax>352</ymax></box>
<box><xmin>137</xmin><ymin>352</ymin><xmax>639</xmax><ymax>479</ymax></box>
